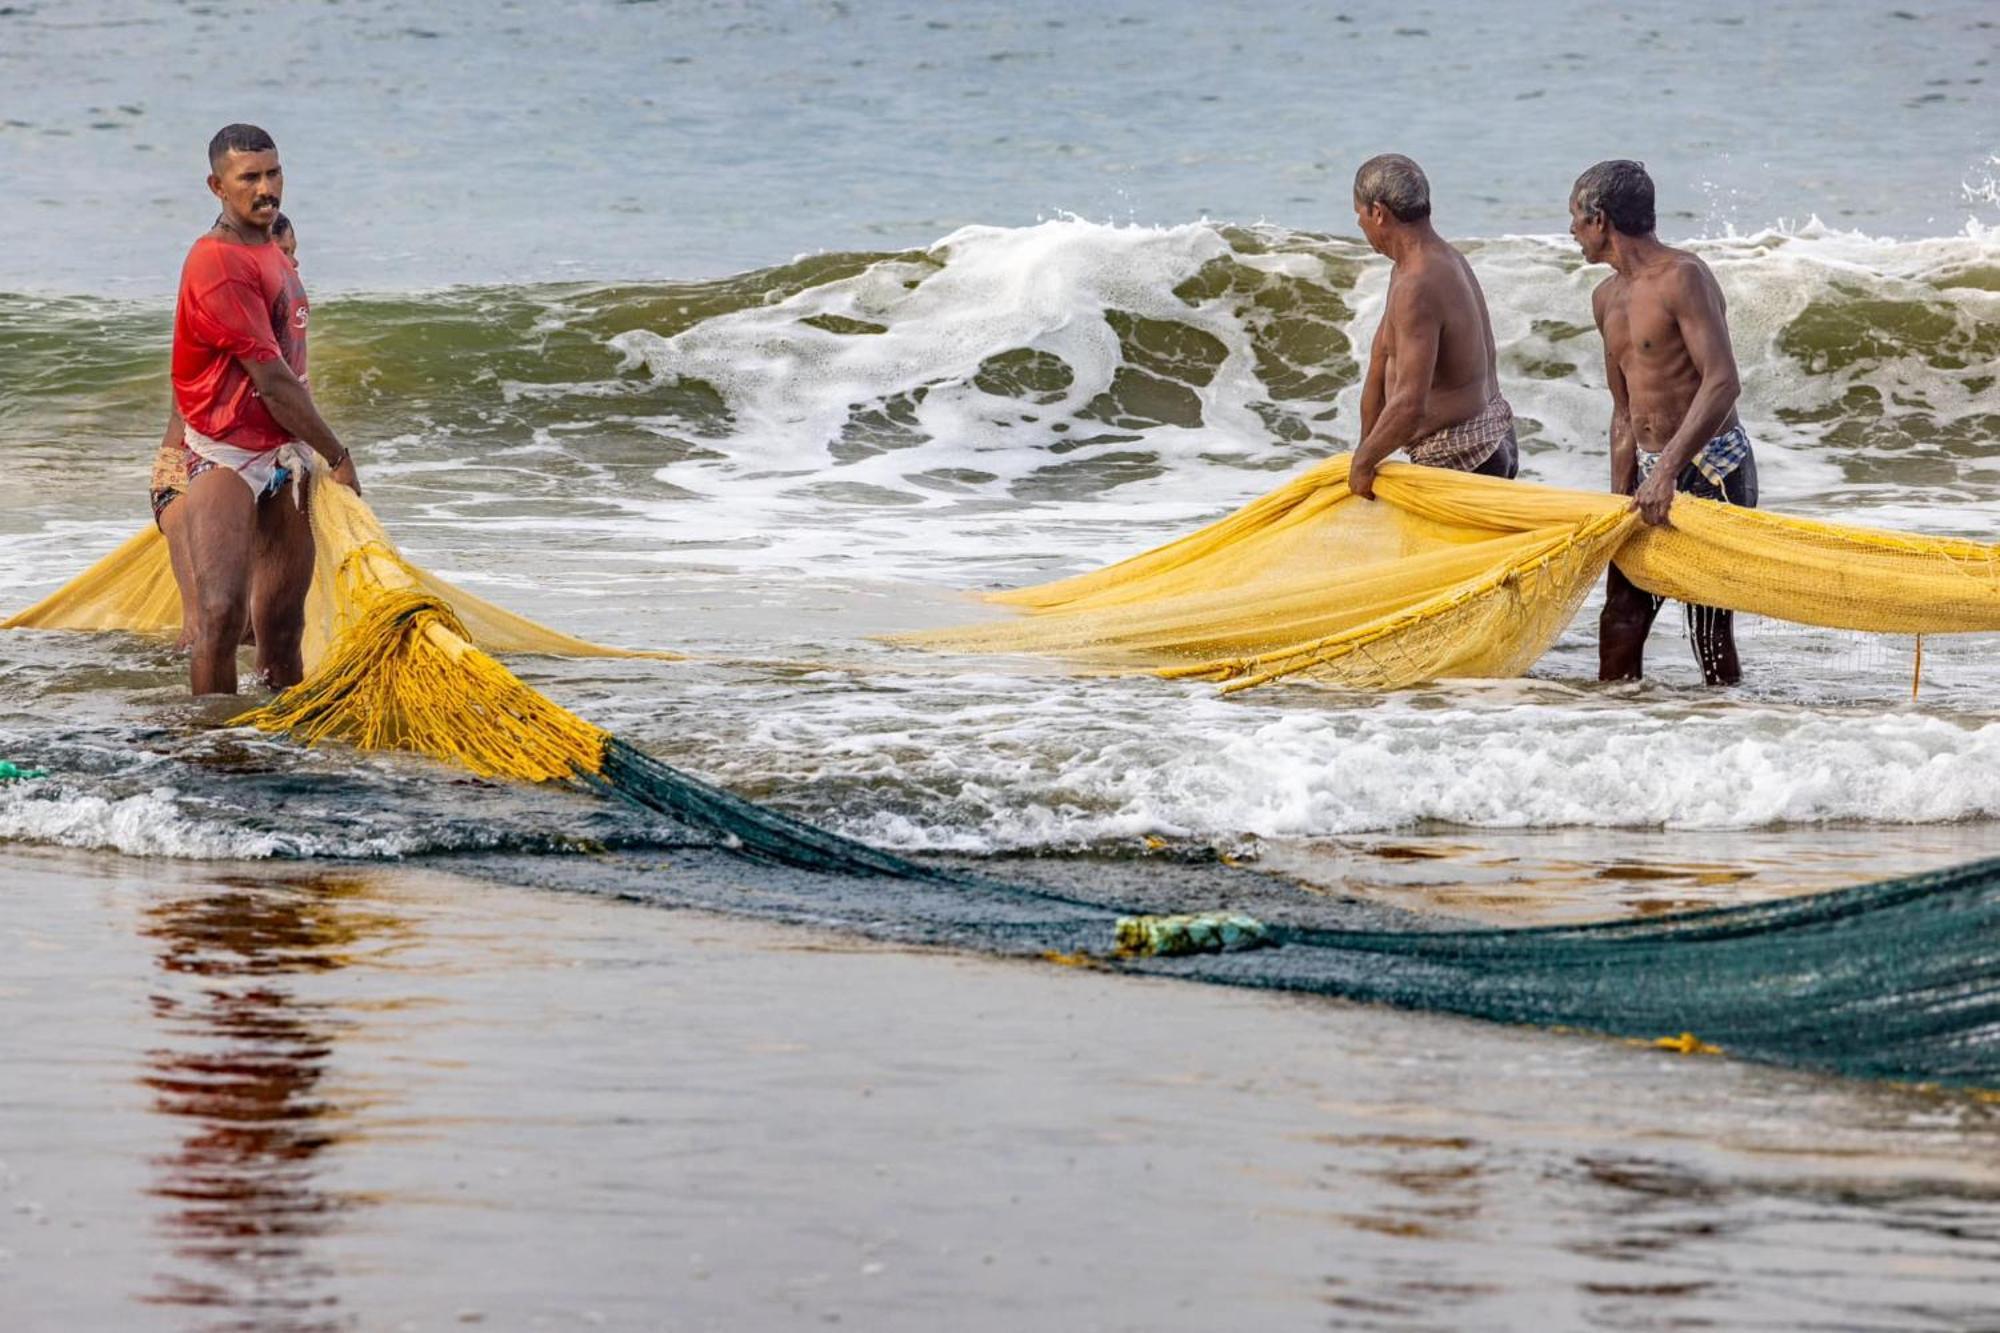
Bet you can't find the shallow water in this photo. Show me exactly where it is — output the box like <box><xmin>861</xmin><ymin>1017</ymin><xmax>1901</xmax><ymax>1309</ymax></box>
<box><xmin>3</xmin><ymin>3</ymin><xmax>2000</xmax><ymax>1324</ymax></box>
<box><xmin>3</xmin><ymin>218</ymin><xmax>1998</xmax><ymax>874</ymax></box>
<box><xmin>4</xmin><ymin>848</ymin><xmax>1998</xmax><ymax>1332</ymax></box>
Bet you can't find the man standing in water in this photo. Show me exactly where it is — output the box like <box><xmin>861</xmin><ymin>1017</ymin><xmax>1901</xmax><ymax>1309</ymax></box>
<box><xmin>1570</xmin><ymin>160</ymin><xmax>1756</xmax><ymax>685</ymax></box>
<box><xmin>174</xmin><ymin>125</ymin><xmax>358</xmax><ymax>694</ymax></box>
<box><xmin>1346</xmin><ymin>154</ymin><xmax>1519</xmax><ymax>501</ymax></box>
<box><xmin>154</xmin><ymin>211</ymin><xmax>299</xmax><ymax>650</ymax></box>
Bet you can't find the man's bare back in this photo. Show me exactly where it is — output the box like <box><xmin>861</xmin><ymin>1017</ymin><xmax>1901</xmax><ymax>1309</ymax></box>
<box><xmin>1347</xmin><ymin>154</ymin><xmax>1516</xmax><ymax>500</ymax></box>
<box><xmin>1371</xmin><ymin>243</ymin><xmax>1500</xmax><ymax>440</ymax></box>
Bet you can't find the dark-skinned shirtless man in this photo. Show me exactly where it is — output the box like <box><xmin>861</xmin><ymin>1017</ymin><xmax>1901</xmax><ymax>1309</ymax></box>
<box><xmin>1346</xmin><ymin>154</ymin><xmax>1518</xmax><ymax>502</ymax></box>
<box><xmin>173</xmin><ymin>124</ymin><xmax>359</xmax><ymax>695</ymax></box>
<box><xmin>1570</xmin><ymin>159</ymin><xmax>1756</xmax><ymax>685</ymax></box>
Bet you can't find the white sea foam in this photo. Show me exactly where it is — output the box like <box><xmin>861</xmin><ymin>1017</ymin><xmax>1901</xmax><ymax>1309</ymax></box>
<box><xmin>581</xmin><ymin>218</ymin><xmax>2000</xmax><ymax>590</ymax></box>
<box><xmin>632</xmin><ymin>673</ymin><xmax>2000</xmax><ymax>853</ymax></box>
<box><xmin>3</xmin><ymin>218</ymin><xmax>1997</xmax><ymax>862</ymax></box>
<box><xmin>0</xmin><ymin>783</ymin><xmax>428</xmax><ymax>860</ymax></box>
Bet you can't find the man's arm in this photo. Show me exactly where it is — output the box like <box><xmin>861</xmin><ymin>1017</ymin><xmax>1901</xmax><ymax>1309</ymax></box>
<box><xmin>1633</xmin><ymin>261</ymin><xmax>1739</xmax><ymax>525</ymax></box>
<box><xmin>1593</xmin><ymin>283</ymin><xmax>1637</xmax><ymax>496</ymax></box>
<box><xmin>1348</xmin><ymin>290</ymin><xmax>1439</xmax><ymax>501</ymax></box>
<box><xmin>1358</xmin><ymin>316</ymin><xmax>1388</xmax><ymax>441</ymax></box>
<box><xmin>241</xmin><ymin>356</ymin><xmax>360</xmax><ymax>492</ymax></box>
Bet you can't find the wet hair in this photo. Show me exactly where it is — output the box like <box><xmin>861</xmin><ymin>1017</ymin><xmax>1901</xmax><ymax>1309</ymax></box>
<box><xmin>1572</xmin><ymin>160</ymin><xmax>1655</xmax><ymax>236</ymax></box>
<box><xmin>1353</xmin><ymin>154</ymin><xmax>1431</xmax><ymax>223</ymax></box>
<box><xmin>207</xmin><ymin>123</ymin><xmax>277</xmax><ymax>170</ymax></box>
<box><xmin>272</xmin><ymin>212</ymin><xmax>292</xmax><ymax>237</ymax></box>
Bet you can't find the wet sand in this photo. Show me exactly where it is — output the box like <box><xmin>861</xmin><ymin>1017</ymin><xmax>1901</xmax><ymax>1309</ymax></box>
<box><xmin>3</xmin><ymin>846</ymin><xmax>1998</xmax><ymax>1331</ymax></box>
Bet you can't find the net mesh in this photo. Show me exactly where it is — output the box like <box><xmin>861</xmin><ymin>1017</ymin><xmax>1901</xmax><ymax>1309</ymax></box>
<box><xmin>0</xmin><ymin>478</ymin><xmax>676</xmax><ymax>667</ymax></box>
<box><xmin>6</xmin><ymin>459</ymin><xmax>2000</xmax><ymax>1088</ymax></box>
<box><xmin>901</xmin><ymin>455</ymin><xmax>2000</xmax><ymax>691</ymax></box>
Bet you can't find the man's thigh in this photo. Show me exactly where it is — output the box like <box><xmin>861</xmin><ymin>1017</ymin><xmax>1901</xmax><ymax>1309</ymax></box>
<box><xmin>1602</xmin><ymin>561</ymin><xmax>1663</xmax><ymax>625</ymax></box>
<box><xmin>250</xmin><ymin>481</ymin><xmax>315</xmax><ymax>616</ymax></box>
<box><xmin>181</xmin><ymin>468</ymin><xmax>257</xmax><ymax>608</ymax></box>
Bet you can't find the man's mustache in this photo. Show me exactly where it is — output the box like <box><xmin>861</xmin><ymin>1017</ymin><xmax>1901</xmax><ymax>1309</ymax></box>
<box><xmin>252</xmin><ymin>196</ymin><xmax>279</xmax><ymax>208</ymax></box>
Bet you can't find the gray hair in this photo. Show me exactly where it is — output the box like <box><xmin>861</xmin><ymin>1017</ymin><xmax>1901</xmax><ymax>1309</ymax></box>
<box><xmin>1353</xmin><ymin>154</ymin><xmax>1431</xmax><ymax>223</ymax></box>
<box><xmin>1572</xmin><ymin>160</ymin><xmax>1655</xmax><ymax>236</ymax></box>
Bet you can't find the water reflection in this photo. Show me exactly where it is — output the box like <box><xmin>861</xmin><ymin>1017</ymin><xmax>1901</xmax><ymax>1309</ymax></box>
<box><xmin>1307</xmin><ymin>1117</ymin><xmax>2000</xmax><ymax>1327</ymax></box>
<box><xmin>138</xmin><ymin>874</ymin><xmax>407</xmax><ymax>1330</ymax></box>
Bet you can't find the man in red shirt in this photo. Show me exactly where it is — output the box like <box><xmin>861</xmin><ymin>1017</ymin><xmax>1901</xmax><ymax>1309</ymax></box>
<box><xmin>174</xmin><ymin>124</ymin><xmax>359</xmax><ymax>694</ymax></box>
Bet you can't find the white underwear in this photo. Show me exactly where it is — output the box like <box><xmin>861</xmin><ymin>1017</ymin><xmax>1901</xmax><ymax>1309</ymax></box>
<box><xmin>183</xmin><ymin>428</ymin><xmax>312</xmax><ymax>507</ymax></box>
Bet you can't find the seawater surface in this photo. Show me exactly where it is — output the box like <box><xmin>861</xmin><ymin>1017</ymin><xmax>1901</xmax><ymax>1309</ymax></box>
<box><xmin>3</xmin><ymin>2</ymin><xmax>2000</xmax><ymax>1328</ymax></box>
<box><xmin>5</xmin><ymin>849</ymin><xmax>2000</xmax><ymax>1331</ymax></box>
<box><xmin>0</xmin><ymin>0</ymin><xmax>1995</xmax><ymax>290</ymax></box>
<box><xmin>3</xmin><ymin>218</ymin><xmax>1997</xmax><ymax>887</ymax></box>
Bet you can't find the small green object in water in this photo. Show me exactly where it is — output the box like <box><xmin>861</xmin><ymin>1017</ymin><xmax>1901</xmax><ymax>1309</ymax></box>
<box><xmin>0</xmin><ymin>761</ymin><xmax>47</xmax><ymax>781</ymax></box>
<box><xmin>1115</xmin><ymin>912</ymin><xmax>1274</xmax><ymax>957</ymax></box>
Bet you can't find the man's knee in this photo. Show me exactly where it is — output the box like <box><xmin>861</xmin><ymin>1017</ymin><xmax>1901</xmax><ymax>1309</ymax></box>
<box><xmin>254</xmin><ymin>595</ymin><xmax>306</xmax><ymax>640</ymax></box>
<box><xmin>194</xmin><ymin>581</ymin><xmax>249</xmax><ymax>642</ymax></box>
<box><xmin>1598</xmin><ymin>601</ymin><xmax>1654</xmax><ymax>637</ymax></box>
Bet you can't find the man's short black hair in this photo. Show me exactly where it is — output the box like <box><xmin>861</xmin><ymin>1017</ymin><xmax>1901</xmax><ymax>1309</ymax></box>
<box><xmin>1572</xmin><ymin>160</ymin><xmax>1655</xmax><ymax>236</ymax></box>
<box><xmin>208</xmin><ymin>123</ymin><xmax>277</xmax><ymax>171</ymax></box>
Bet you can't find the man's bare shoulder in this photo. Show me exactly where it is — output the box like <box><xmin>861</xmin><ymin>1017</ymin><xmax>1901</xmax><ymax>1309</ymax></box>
<box><xmin>1387</xmin><ymin>254</ymin><xmax>1459</xmax><ymax>316</ymax></box>
<box><xmin>1658</xmin><ymin>247</ymin><xmax>1724</xmax><ymax>304</ymax></box>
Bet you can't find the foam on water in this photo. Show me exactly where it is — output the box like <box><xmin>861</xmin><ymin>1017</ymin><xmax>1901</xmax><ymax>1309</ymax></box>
<box><xmin>583</xmin><ymin>217</ymin><xmax>2000</xmax><ymax>588</ymax></box>
<box><xmin>616</xmin><ymin>672</ymin><xmax>2000</xmax><ymax>853</ymax></box>
<box><xmin>1</xmin><ymin>217</ymin><xmax>1997</xmax><ymax>864</ymax></box>
<box><xmin>0</xmin><ymin>784</ymin><xmax>383</xmax><ymax>860</ymax></box>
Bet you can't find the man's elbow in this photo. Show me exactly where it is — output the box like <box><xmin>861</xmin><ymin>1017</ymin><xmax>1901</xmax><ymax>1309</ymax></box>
<box><xmin>1380</xmin><ymin>392</ymin><xmax>1425</xmax><ymax>432</ymax></box>
<box><xmin>243</xmin><ymin>357</ymin><xmax>288</xmax><ymax>395</ymax></box>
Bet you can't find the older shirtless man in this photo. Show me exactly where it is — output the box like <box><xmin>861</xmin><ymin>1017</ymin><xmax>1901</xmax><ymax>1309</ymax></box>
<box><xmin>1347</xmin><ymin>154</ymin><xmax>1517</xmax><ymax>501</ymax></box>
<box><xmin>1570</xmin><ymin>160</ymin><xmax>1756</xmax><ymax>685</ymax></box>
<box><xmin>173</xmin><ymin>124</ymin><xmax>359</xmax><ymax>695</ymax></box>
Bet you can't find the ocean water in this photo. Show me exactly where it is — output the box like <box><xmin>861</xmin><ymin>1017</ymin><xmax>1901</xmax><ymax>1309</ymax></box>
<box><xmin>3</xmin><ymin>217</ymin><xmax>1996</xmax><ymax>877</ymax></box>
<box><xmin>3</xmin><ymin>2</ymin><xmax>2000</xmax><ymax>1325</ymax></box>
<box><xmin>0</xmin><ymin>0</ymin><xmax>1995</xmax><ymax>291</ymax></box>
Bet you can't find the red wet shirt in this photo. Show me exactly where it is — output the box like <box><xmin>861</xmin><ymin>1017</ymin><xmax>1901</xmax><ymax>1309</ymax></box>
<box><xmin>171</xmin><ymin>234</ymin><xmax>309</xmax><ymax>452</ymax></box>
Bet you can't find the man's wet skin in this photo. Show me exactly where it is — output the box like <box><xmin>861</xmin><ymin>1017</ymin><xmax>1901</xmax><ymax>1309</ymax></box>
<box><xmin>174</xmin><ymin>126</ymin><xmax>359</xmax><ymax>695</ymax></box>
<box><xmin>1346</xmin><ymin>157</ymin><xmax>1507</xmax><ymax>500</ymax></box>
<box><xmin>1571</xmin><ymin>164</ymin><xmax>1748</xmax><ymax>685</ymax></box>
<box><xmin>1573</xmin><ymin>202</ymin><xmax>1741</xmax><ymax>521</ymax></box>
<box><xmin>158</xmin><ymin>214</ymin><xmax>300</xmax><ymax>652</ymax></box>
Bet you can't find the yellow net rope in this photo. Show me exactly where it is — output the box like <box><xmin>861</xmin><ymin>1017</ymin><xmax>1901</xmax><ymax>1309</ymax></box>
<box><xmin>2</xmin><ymin>465</ymin><xmax>680</xmax><ymax>783</ymax></box>
<box><xmin>901</xmin><ymin>455</ymin><xmax>2000</xmax><ymax>691</ymax></box>
<box><xmin>232</xmin><ymin>581</ymin><xmax>610</xmax><ymax>782</ymax></box>
<box><xmin>9</xmin><ymin>458</ymin><xmax>2000</xmax><ymax>1088</ymax></box>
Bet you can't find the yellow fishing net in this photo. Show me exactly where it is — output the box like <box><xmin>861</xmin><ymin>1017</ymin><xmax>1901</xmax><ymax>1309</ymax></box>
<box><xmin>904</xmin><ymin>455</ymin><xmax>2000</xmax><ymax>691</ymax></box>
<box><xmin>1</xmin><ymin>476</ymin><xmax>674</xmax><ymax>671</ymax></box>
<box><xmin>8</xmin><ymin>458</ymin><xmax>2000</xmax><ymax>1089</ymax></box>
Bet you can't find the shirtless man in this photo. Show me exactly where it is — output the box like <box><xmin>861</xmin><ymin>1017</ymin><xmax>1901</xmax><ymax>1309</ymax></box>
<box><xmin>1570</xmin><ymin>160</ymin><xmax>1756</xmax><ymax>685</ymax></box>
<box><xmin>1346</xmin><ymin>154</ymin><xmax>1518</xmax><ymax>501</ymax></box>
<box><xmin>173</xmin><ymin>125</ymin><xmax>359</xmax><ymax>694</ymax></box>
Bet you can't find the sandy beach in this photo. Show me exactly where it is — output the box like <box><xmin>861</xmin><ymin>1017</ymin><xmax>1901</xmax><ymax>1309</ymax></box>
<box><xmin>5</xmin><ymin>846</ymin><xmax>1997</xmax><ymax>1331</ymax></box>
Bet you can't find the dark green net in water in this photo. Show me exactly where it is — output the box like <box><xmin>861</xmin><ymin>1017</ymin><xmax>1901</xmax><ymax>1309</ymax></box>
<box><xmin>586</xmin><ymin>738</ymin><xmax>2000</xmax><ymax>1089</ymax></box>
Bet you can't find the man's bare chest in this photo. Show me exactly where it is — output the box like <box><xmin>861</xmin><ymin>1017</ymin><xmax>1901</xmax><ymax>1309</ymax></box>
<box><xmin>1604</xmin><ymin>290</ymin><xmax>1686</xmax><ymax>369</ymax></box>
